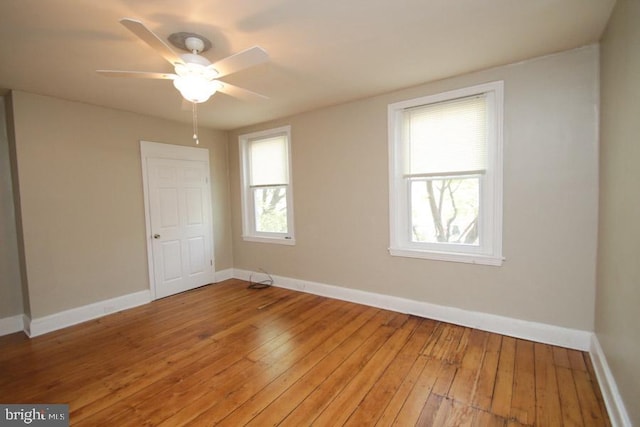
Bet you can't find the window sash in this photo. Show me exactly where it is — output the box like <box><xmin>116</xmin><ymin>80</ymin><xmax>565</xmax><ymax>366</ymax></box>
<box><xmin>250</xmin><ymin>184</ymin><xmax>289</xmax><ymax>235</ymax></box>
<box><xmin>406</xmin><ymin>174</ymin><xmax>483</xmax><ymax>249</ymax></box>
<box><xmin>247</xmin><ymin>133</ymin><xmax>289</xmax><ymax>186</ymax></box>
<box><xmin>388</xmin><ymin>81</ymin><xmax>503</xmax><ymax>265</ymax></box>
<box><xmin>239</xmin><ymin>125</ymin><xmax>295</xmax><ymax>244</ymax></box>
<box><xmin>405</xmin><ymin>94</ymin><xmax>488</xmax><ymax>176</ymax></box>
<box><xmin>403</xmin><ymin>170</ymin><xmax>486</xmax><ymax>179</ymax></box>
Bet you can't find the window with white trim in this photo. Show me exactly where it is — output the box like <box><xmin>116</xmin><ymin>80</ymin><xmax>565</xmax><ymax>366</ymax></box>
<box><xmin>388</xmin><ymin>81</ymin><xmax>503</xmax><ymax>265</ymax></box>
<box><xmin>239</xmin><ymin>126</ymin><xmax>295</xmax><ymax>244</ymax></box>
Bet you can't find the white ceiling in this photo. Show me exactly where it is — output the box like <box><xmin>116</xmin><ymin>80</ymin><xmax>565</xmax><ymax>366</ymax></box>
<box><xmin>0</xmin><ymin>0</ymin><xmax>615</xmax><ymax>130</ymax></box>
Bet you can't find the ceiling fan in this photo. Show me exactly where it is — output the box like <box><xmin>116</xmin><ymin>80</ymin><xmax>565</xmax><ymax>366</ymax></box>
<box><xmin>97</xmin><ymin>18</ymin><xmax>269</xmax><ymax>104</ymax></box>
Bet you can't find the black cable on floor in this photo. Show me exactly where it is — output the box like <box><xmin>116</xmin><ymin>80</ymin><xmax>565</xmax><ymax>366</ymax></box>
<box><xmin>248</xmin><ymin>269</ymin><xmax>274</xmax><ymax>289</ymax></box>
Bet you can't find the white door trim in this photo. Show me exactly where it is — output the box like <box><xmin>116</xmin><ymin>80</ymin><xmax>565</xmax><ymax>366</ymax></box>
<box><xmin>140</xmin><ymin>140</ymin><xmax>214</xmax><ymax>299</ymax></box>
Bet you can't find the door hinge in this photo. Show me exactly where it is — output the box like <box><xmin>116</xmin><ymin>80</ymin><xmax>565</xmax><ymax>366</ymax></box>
<box><xmin>210</xmin><ymin>260</ymin><xmax>213</xmax><ymax>266</ymax></box>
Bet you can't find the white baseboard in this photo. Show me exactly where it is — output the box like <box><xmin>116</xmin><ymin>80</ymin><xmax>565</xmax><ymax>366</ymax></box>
<box><xmin>14</xmin><ymin>270</ymin><xmax>584</xmax><ymax>351</ymax></box>
<box><xmin>233</xmin><ymin>268</ymin><xmax>592</xmax><ymax>351</ymax></box>
<box><xmin>0</xmin><ymin>314</ymin><xmax>24</xmax><ymax>336</ymax></box>
<box><xmin>6</xmin><ymin>269</ymin><xmax>626</xmax><ymax>425</ymax></box>
<box><xmin>589</xmin><ymin>335</ymin><xmax>632</xmax><ymax>427</ymax></box>
<box><xmin>215</xmin><ymin>268</ymin><xmax>235</xmax><ymax>282</ymax></box>
<box><xmin>18</xmin><ymin>272</ymin><xmax>234</xmax><ymax>339</ymax></box>
<box><xmin>26</xmin><ymin>290</ymin><xmax>152</xmax><ymax>338</ymax></box>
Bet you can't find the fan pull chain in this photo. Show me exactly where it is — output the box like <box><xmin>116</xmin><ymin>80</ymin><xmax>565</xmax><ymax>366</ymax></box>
<box><xmin>192</xmin><ymin>102</ymin><xmax>200</xmax><ymax>145</ymax></box>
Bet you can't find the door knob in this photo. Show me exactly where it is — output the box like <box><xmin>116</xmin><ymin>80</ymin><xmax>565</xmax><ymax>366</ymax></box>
<box><xmin>153</xmin><ymin>234</ymin><xmax>161</xmax><ymax>239</ymax></box>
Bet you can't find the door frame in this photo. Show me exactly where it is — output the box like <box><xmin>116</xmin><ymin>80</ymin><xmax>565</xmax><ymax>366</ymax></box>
<box><xmin>140</xmin><ymin>140</ymin><xmax>215</xmax><ymax>300</ymax></box>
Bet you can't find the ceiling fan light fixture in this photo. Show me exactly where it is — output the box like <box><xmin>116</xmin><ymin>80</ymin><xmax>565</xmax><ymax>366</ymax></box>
<box><xmin>175</xmin><ymin>61</ymin><xmax>218</xmax><ymax>80</ymax></box>
<box><xmin>173</xmin><ymin>75</ymin><xmax>219</xmax><ymax>103</ymax></box>
<box><xmin>99</xmin><ymin>18</ymin><xmax>269</xmax><ymax>144</ymax></box>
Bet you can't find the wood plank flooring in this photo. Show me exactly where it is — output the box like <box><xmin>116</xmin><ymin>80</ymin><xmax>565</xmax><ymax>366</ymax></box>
<box><xmin>0</xmin><ymin>280</ymin><xmax>610</xmax><ymax>426</ymax></box>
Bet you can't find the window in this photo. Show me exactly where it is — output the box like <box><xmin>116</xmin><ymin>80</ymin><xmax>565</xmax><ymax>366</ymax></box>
<box><xmin>388</xmin><ymin>82</ymin><xmax>503</xmax><ymax>265</ymax></box>
<box><xmin>239</xmin><ymin>126</ymin><xmax>295</xmax><ymax>244</ymax></box>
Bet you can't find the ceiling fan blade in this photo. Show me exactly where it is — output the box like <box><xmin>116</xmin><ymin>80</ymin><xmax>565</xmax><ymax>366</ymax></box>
<box><xmin>97</xmin><ymin>70</ymin><xmax>177</xmax><ymax>80</ymax></box>
<box><xmin>210</xmin><ymin>46</ymin><xmax>268</xmax><ymax>78</ymax></box>
<box><xmin>216</xmin><ymin>81</ymin><xmax>268</xmax><ymax>101</ymax></box>
<box><xmin>120</xmin><ymin>18</ymin><xmax>184</xmax><ymax>65</ymax></box>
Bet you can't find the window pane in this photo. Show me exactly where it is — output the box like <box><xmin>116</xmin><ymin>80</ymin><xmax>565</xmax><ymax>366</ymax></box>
<box><xmin>407</xmin><ymin>95</ymin><xmax>487</xmax><ymax>175</ymax></box>
<box><xmin>249</xmin><ymin>135</ymin><xmax>288</xmax><ymax>186</ymax></box>
<box><xmin>253</xmin><ymin>187</ymin><xmax>288</xmax><ymax>233</ymax></box>
<box><xmin>410</xmin><ymin>177</ymin><xmax>480</xmax><ymax>245</ymax></box>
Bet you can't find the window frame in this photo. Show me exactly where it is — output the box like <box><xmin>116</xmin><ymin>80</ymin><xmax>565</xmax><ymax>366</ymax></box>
<box><xmin>388</xmin><ymin>81</ymin><xmax>504</xmax><ymax>266</ymax></box>
<box><xmin>239</xmin><ymin>125</ymin><xmax>295</xmax><ymax>245</ymax></box>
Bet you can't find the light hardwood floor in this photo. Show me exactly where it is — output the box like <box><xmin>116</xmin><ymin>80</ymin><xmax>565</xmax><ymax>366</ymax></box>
<box><xmin>0</xmin><ymin>279</ymin><xmax>610</xmax><ymax>426</ymax></box>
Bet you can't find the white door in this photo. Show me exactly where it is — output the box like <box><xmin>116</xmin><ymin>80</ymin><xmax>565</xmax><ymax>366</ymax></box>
<box><xmin>144</xmin><ymin>154</ymin><xmax>214</xmax><ymax>299</ymax></box>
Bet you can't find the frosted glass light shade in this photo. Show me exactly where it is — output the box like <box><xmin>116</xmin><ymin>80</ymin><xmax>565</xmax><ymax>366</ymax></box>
<box><xmin>173</xmin><ymin>75</ymin><xmax>218</xmax><ymax>103</ymax></box>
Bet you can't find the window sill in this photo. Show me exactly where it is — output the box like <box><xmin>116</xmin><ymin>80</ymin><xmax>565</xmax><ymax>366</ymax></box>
<box><xmin>388</xmin><ymin>247</ymin><xmax>503</xmax><ymax>266</ymax></box>
<box><xmin>243</xmin><ymin>235</ymin><xmax>296</xmax><ymax>246</ymax></box>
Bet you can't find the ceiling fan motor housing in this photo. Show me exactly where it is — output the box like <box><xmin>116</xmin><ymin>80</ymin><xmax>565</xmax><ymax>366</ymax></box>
<box><xmin>180</xmin><ymin>53</ymin><xmax>211</xmax><ymax>67</ymax></box>
<box><xmin>185</xmin><ymin>36</ymin><xmax>205</xmax><ymax>53</ymax></box>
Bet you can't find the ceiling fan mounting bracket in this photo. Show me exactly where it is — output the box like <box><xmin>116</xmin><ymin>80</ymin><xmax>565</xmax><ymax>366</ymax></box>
<box><xmin>168</xmin><ymin>32</ymin><xmax>212</xmax><ymax>53</ymax></box>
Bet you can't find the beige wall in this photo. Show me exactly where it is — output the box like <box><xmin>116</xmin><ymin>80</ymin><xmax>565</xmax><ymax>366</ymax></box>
<box><xmin>0</xmin><ymin>96</ymin><xmax>24</xmax><ymax>318</ymax></box>
<box><xmin>597</xmin><ymin>0</ymin><xmax>640</xmax><ymax>423</ymax></box>
<box><xmin>230</xmin><ymin>46</ymin><xmax>599</xmax><ymax>331</ymax></box>
<box><xmin>10</xmin><ymin>91</ymin><xmax>233</xmax><ymax>318</ymax></box>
